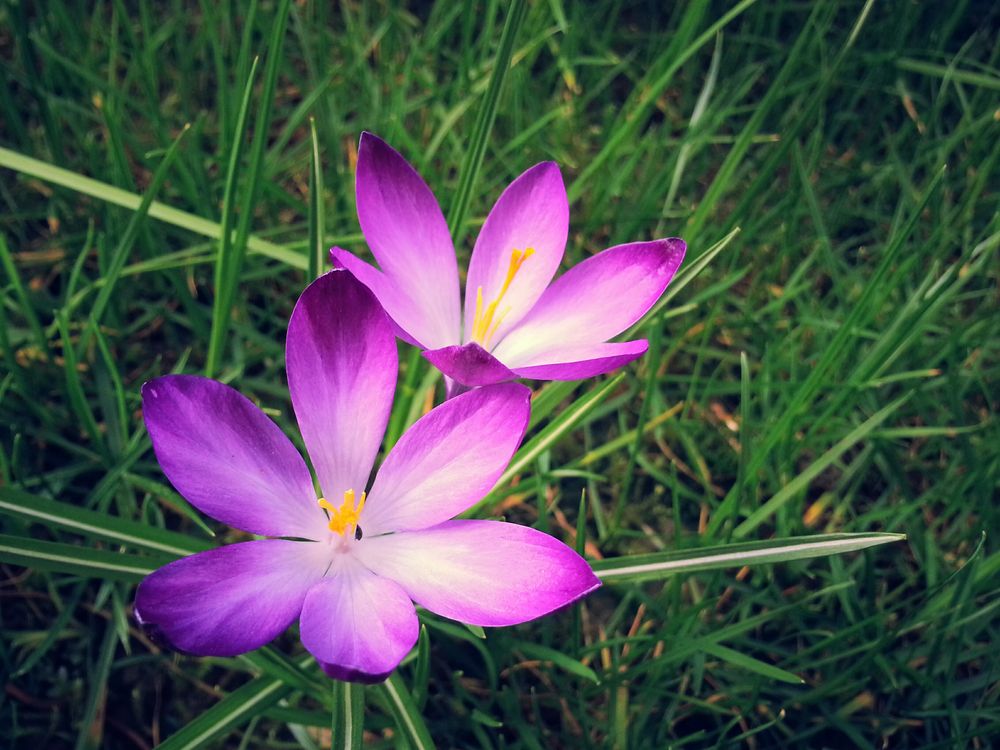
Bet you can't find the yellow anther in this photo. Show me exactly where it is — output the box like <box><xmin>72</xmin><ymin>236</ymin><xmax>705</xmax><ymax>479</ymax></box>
<box><xmin>471</xmin><ymin>247</ymin><xmax>534</xmax><ymax>347</ymax></box>
<box><xmin>318</xmin><ymin>489</ymin><xmax>367</xmax><ymax>536</ymax></box>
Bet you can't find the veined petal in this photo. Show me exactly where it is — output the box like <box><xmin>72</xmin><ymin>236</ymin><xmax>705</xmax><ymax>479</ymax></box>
<box><xmin>356</xmin><ymin>520</ymin><xmax>601</xmax><ymax>627</ymax></box>
<box><xmin>422</xmin><ymin>342</ymin><xmax>517</xmax><ymax>387</ymax></box>
<box><xmin>355</xmin><ymin>132</ymin><xmax>461</xmax><ymax>349</ymax></box>
<box><xmin>286</xmin><ymin>270</ymin><xmax>397</xmax><ymax>504</ymax></box>
<box><xmin>134</xmin><ymin>540</ymin><xmax>327</xmax><ymax>657</ymax></box>
<box><xmin>329</xmin><ymin>247</ymin><xmax>421</xmax><ymax>347</ymax></box>
<box><xmin>492</xmin><ymin>239</ymin><xmax>686</xmax><ymax>368</ymax></box>
<box><xmin>464</xmin><ymin>162</ymin><xmax>568</xmax><ymax>346</ymax></box>
<box><xmin>362</xmin><ymin>383</ymin><xmax>530</xmax><ymax>535</ymax></box>
<box><xmin>509</xmin><ymin>340</ymin><xmax>649</xmax><ymax>381</ymax></box>
<box><xmin>141</xmin><ymin>375</ymin><xmax>323</xmax><ymax>538</ymax></box>
<box><xmin>299</xmin><ymin>560</ymin><xmax>418</xmax><ymax>683</ymax></box>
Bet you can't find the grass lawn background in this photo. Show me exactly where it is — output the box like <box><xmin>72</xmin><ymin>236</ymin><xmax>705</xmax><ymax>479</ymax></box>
<box><xmin>1</xmin><ymin>1</ymin><xmax>998</xmax><ymax>747</ymax></box>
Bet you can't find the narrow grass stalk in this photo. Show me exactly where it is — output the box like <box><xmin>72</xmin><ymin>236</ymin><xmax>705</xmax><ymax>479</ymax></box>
<box><xmin>55</xmin><ymin>310</ymin><xmax>106</xmax><ymax>460</ymax></box>
<box><xmin>155</xmin><ymin>660</ymin><xmax>308</xmax><ymax>750</ymax></box>
<box><xmin>683</xmin><ymin>1</ymin><xmax>833</xmax><ymax>240</ymax></box>
<box><xmin>205</xmin><ymin>56</ymin><xmax>260</xmax><ymax>376</ymax></box>
<box><xmin>331</xmin><ymin>681</ymin><xmax>365</xmax><ymax>750</ymax></box>
<box><xmin>610</xmin><ymin>321</ymin><xmax>662</xmax><ymax>535</ymax></box>
<box><xmin>0</xmin><ymin>534</ymin><xmax>156</xmax><ymax>581</ymax></box>
<box><xmin>446</xmin><ymin>0</ymin><xmax>527</xmax><ymax>246</ymax></box>
<box><xmin>567</xmin><ymin>0</ymin><xmax>759</xmax><ymax>204</ymax></box>
<box><xmin>83</xmin><ymin>124</ymin><xmax>191</xmax><ymax>350</ymax></box>
<box><xmin>0</xmin><ymin>147</ymin><xmax>304</xmax><ymax>267</ymax></box>
<box><xmin>732</xmin><ymin>394</ymin><xmax>912</xmax><ymax>537</ymax></box>
<box><xmin>307</xmin><ymin>116</ymin><xmax>326</xmax><ymax>279</ymax></box>
<box><xmin>377</xmin><ymin>674</ymin><xmax>436</xmax><ymax>750</ymax></box>
<box><xmin>0</xmin><ymin>234</ymin><xmax>47</xmax><ymax>351</ymax></box>
<box><xmin>73</xmin><ymin>618</ymin><xmax>118</xmax><ymax>750</ymax></box>
<box><xmin>595</xmin><ymin>533</ymin><xmax>906</xmax><ymax>584</ymax></box>
<box><xmin>0</xmin><ymin>486</ymin><xmax>210</xmax><ymax>556</ymax></box>
<box><xmin>700</xmin><ymin>0</ymin><xmax>877</xmax><ymax>240</ymax></box>
<box><xmin>706</xmin><ymin>166</ymin><xmax>946</xmax><ymax>537</ymax></box>
<box><xmin>206</xmin><ymin>0</ymin><xmax>292</xmax><ymax>376</ymax></box>
<box><xmin>467</xmin><ymin>374</ymin><xmax>625</xmax><ymax>516</ymax></box>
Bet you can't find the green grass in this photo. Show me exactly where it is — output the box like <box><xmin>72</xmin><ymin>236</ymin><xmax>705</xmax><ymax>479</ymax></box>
<box><xmin>1</xmin><ymin>1</ymin><xmax>998</xmax><ymax>748</ymax></box>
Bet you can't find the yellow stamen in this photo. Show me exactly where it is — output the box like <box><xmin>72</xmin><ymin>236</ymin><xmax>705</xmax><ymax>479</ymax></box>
<box><xmin>470</xmin><ymin>247</ymin><xmax>534</xmax><ymax>347</ymax></box>
<box><xmin>318</xmin><ymin>489</ymin><xmax>367</xmax><ymax>536</ymax></box>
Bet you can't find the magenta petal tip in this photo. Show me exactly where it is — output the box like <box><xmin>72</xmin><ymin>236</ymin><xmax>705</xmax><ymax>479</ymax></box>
<box><xmin>509</xmin><ymin>339</ymin><xmax>650</xmax><ymax>381</ymax></box>
<box><xmin>422</xmin><ymin>342</ymin><xmax>517</xmax><ymax>387</ymax></box>
<box><xmin>317</xmin><ymin>660</ymin><xmax>395</xmax><ymax>684</ymax></box>
<box><xmin>657</xmin><ymin>236</ymin><xmax>687</xmax><ymax>266</ymax></box>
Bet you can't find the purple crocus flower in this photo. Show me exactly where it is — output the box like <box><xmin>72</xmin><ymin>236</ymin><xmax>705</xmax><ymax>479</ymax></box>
<box><xmin>332</xmin><ymin>133</ymin><xmax>687</xmax><ymax>390</ymax></box>
<box><xmin>134</xmin><ymin>271</ymin><xmax>599</xmax><ymax>682</ymax></box>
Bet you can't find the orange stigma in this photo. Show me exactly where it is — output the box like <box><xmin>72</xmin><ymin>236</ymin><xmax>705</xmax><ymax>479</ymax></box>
<box><xmin>318</xmin><ymin>489</ymin><xmax>366</xmax><ymax>537</ymax></box>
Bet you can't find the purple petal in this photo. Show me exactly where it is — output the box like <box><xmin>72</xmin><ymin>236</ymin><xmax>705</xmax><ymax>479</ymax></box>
<box><xmin>492</xmin><ymin>239</ymin><xmax>686</xmax><ymax>368</ymax></box>
<box><xmin>329</xmin><ymin>247</ymin><xmax>421</xmax><ymax>347</ymax></box>
<box><xmin>355</xmin><ymin>133</ymin><xmax>461</xmax><ymax>349</ymax></box>
<box><xmin>134</xmin><ymin>540</ymin><xmax>327</xmax><ymax>657</ymax></box>
<box><xmin>422</xmin><ymin>342</ymin><xmax>517</xmax><ymax>387</ymax></box>
<box><xmin>356</xmin><ymin>520</ymin><xmax>601</xmax><ymax>627</ymax></box>
<box><xmin>299</xmin><ymin>560</ymin><xmax>418</xmax><ymax>683</ymax></box>
<box><xmin>142</xmin><ymin>375</ymin><xmax>324</xmax><ymax>538</ymax></box>
<box><xmin>286</xmin><ymin>270</ymin><xmax>397</xmax><ymax>503</ymax></box>
<box><xmin>361</xmin><ymin>383</ymin><xmax>531</xmax><ymax>535</ymax></box>
<box><xmin>509</xmin><ymin>340</ymin><xmax>649</xmax><ymax>381</ymax></box>
<box><xmin>463</xmin><ymin>162</ymin><xmax>568</xmax><ymax>346</ymax></box>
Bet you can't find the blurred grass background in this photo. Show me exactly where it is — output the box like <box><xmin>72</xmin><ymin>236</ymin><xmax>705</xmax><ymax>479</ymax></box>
<box><xmin>1</xmin><ymin>0</ymin><xmax>998</xmax><ymax>747</ymax></box>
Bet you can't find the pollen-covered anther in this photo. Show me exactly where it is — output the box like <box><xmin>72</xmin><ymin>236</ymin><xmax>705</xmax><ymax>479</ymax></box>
<box><xmin>471</xmin><ymin>247</ymin><xmax>535</xmax><ymax>347</ymax></box>
<box><xmin>318</xmin><ymin>489</ymin><xmax>367</xmax><ymax>536</ymax></box>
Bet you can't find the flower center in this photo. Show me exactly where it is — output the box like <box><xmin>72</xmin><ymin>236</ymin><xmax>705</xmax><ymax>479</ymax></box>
<box><xmin>318</xmin><ymin>489</ymin><xmax>366</xmax><ymax>537</ymax></box>
<box><xmin>471</xmin><ymin>247</ymin><xmax>535</xmax><ymax>348</ymax></box>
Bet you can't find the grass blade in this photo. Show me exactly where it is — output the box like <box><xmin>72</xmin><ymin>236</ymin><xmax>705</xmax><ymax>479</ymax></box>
<box><xmin>307</xmin><ymin>116</ymin><xmax>326</xmax><ymax>279</ymax></box>
<box><xmin>74</xmin><ymin>619</ymin><xmax>118</xmax><ymax>750</ymax></box>
<box><xmin>0</xmin><ymin>534</ymin><xmax>158</xmax><ymax>581</ymax></box>
<box><xmin>55</xmin><ymin>309</ymin><xmax>106</xmax><ymax>459</ymax></box>
<box><xmin>706</xmin><ymin>166</ymin><xmax>947</xmax><ymax>537</ymax></box>
<box><xmin>626</xmin><ymin>227</ymin><xmax>740</xmax><ymax>337</ymax></box>
<box><xmin>0</xmin><ymin>147</ymin><xmax>305</xmax><ymax>268</ymax></box>
<box><xmin>0</xmin><ymin>486</ymin><xmax>209</xmax><ymax>556</ymax></box>
<box><xmin>701</xmin><ymin>642</ymin><xmax>804</xmax><ymax>686</ymax></box>
<box><xmin>466</xmin><ymin>373</ymin><xmax>625</xmax><ymax>516</ymax></box>
<box><xmin>733</xmin><ymin>392</ymin><xmax>912</xmax><ymax>538</ymax></box>
<box><xmin>205</xmin><ymin>55</ymin><xmax>261</xmax><ymax>376</ymax></box>
<box><xmin>331</xmin><ymin>681</ymin><xmax>365</xmax><ymax>750</ymax></box>
<box><xmin>12</xmin><ymin>582</ymin><xmax>86</xmax><ymax>678</ymax></box>
<box><xmin>376</xmin><ymin>673</ymin><xmax>436</xmax><ymax>750</ymax></box>
<box><xmin>895</xmin><ymin>57</ymin><xmax>1000</xmax><ymax>89</ymax></box>
<box><xmin>157</xmin><ymin>662</ymin><xmax>304</xmax><ymax>750</ymax></box>
<box><xmin>567</xmin><ymin>0</ymin><xmax>759</xmax><ymax>203</ymax></box>
<box><xmin>211</xmin><ymin>0</ymin><xmax>293</xmax><ymax>375</ymax></box>
<box><xmin>446</xmin><ymin>0</ymin><xmax>527</xmax><ymax>246</ymax></box>
<box><xmin>85</xmin><ymin>123</ymin><xmax>190</xmax><ymax>342</ymax></box>
<box><xmin>513</xmin><ymin>641</ymin><xmax>600</xmax><ymax>684</ymax></box>
<box><xmin>594</xmin><ymin>533</ymin><xmax>905</xmax><ymax>584</ymax></box>
<box><xmin>0</xmin><ymin>234</ymin><xmax>47</xmax><ymax>351</ymax></box>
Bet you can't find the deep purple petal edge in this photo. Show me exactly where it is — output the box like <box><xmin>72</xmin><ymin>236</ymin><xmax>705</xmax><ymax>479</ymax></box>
<box><xmin>422</xmin><ymin>342</ymin><xmax>516</xmax><ymax>387</ymax></box>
